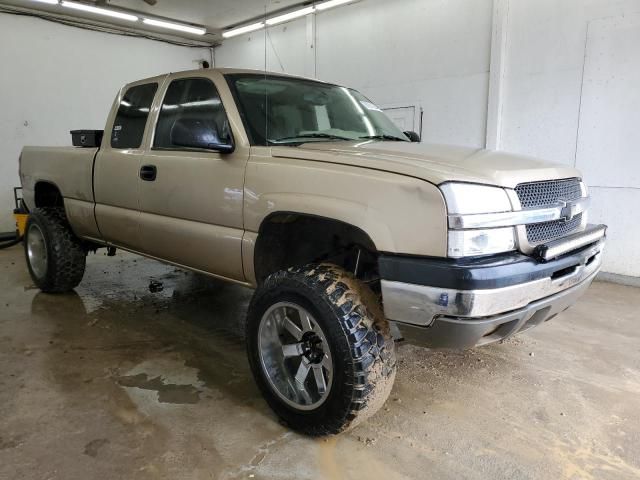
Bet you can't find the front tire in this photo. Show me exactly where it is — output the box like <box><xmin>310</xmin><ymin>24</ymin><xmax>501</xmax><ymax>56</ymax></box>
<box><xmin>24</xmin><ymin>207</ymin><xmax>86</xmax><ymax>293</ymax></box>
<box><xmin>246</xmin><ymin>264</ymin><xmax>396</xmax><ymax>435</ymax></box>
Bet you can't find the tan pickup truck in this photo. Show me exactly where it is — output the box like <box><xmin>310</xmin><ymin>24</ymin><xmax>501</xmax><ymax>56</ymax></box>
<box><xmin>19</xmin><ymin>68</ymin><xmax>607</xmax><ymax>435</ymax></box>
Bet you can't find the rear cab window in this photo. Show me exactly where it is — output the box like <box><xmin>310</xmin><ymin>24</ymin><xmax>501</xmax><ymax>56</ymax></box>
<box><xmin>110</xmin><ymin>83</ymin><xmax>158</xmax><ymax>149</ymax></box>
<box><xmin>153</xmin><ymin>77</ymin><xmax>232</xmax><ymax>151</ymax></box>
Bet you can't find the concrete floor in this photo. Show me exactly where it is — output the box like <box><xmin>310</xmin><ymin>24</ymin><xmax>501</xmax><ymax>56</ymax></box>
<box><xmin>1</xmin><ymin>245</ymin><xmax>639</xmax><ymax>480</ymax></box>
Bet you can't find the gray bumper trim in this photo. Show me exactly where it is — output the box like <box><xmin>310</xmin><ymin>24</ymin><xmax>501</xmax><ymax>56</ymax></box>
<box><xmin>392</xmin><ymin>269</ymin><xmax>596</xmax><ymax>350</ymax></box>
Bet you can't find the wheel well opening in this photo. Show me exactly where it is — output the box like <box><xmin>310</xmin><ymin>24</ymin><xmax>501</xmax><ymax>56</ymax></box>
<box><xmin>34</xmin><ymin>182</ymin><xmax>64</xmax><ymax>208</ymax></box>
<box><xmin>254</xmin><ymin>213</ymin><xmax>379</xmax><ymax>286</ymax></box>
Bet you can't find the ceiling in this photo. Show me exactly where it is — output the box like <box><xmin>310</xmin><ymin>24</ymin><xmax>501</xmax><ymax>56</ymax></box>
<box><xmin>108</xmin><ymin>0</ymin><xmax>305</xmax><ymax>29</ymax></box>
<box><xmin>0</xmin><ymin>0</ymin><xmax>308</xmax><ymax>44</ymax></box>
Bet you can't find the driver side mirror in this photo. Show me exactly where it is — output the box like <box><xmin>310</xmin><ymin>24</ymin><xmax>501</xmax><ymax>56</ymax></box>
<box><xmin>404</xmin><ymin>131</ymin><xmax>421</xmax><ymax>142</ymax></box>
<box><xmin>170</xmin><ymin>118</ymin><xmax>234</xmax><ymax>153</ymax></box>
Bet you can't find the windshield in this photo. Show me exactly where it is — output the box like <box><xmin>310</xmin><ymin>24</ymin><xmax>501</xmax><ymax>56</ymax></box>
<box><xmin>225</xmin><ymin>74</ymin><xmax>409</xmax><ymax>146</ymax></box>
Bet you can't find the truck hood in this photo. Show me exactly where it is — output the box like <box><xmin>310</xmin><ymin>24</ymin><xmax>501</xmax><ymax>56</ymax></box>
<box><xmin>270</xmin><ymin>141</ymin><xmax>581</xmax><ymax>188</ymax></box>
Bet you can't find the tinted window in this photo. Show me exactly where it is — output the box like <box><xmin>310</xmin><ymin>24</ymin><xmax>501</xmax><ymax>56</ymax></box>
<box><xmin>225</xmin><ymin>74</ymin><xmax>408</xmax><ymax>146</ymax></box>
<box><xmin>111</xmin><ymin>83</ymin><xmax>157</xmax><ymax>149</ymax></box>
<box><xmin>153</xmin><ymin>78</ymin><xmax>231</xmax><ymax>150</ymax></box>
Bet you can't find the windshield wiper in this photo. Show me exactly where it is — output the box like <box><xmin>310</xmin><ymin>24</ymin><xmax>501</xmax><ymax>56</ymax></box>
<box><xmin>359</xmin><ymin>134</ymin><xmax>407</xmax><ymax>142</ymax></box>
<box><xmin>270</xmin><ymin>133</ymin><xmax>354</xmax><ymax>143</ymax></box>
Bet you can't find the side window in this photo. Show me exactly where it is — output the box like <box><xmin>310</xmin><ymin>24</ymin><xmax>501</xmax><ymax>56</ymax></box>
<box><xmin>153</xmin><ymin>78</ymin><xmax>232</xmax><ymax>150</ymax></box>
<box><xmin>110</xmin><ymin>83</ymin><xmax>158</xmax><ymax>149</ymax></box>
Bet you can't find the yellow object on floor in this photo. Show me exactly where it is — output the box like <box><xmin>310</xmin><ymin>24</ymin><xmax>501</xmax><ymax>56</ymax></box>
<box><xmin>14</xmin><ymin>213</ymin><xmax>28</xmax><ymax>237</ymax></box>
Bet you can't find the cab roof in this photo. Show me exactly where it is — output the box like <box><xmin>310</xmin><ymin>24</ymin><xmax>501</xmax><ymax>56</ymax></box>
<box><xmin>125</xmin><ymin>67</ymin><xmax>330</xmax><ymax>90</ymax></box>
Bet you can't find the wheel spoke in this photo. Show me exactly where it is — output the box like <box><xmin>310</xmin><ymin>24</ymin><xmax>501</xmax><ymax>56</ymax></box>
<box><xmin>283</xmin><ymin>317</ymin><xmax>303</xmax><ymax>341</ymax></box>
<box><xmin>312</xmin><ymin>365</ymin><xmax>327</xmax><ymax>394</ymax></box>
<box><xmin>294</xmin><ymin>358</ymin><xmax>311</xmax><ymax>385</ymax></box>
<box><xmin>296</xmin><ymin>383</ymin><xmax>313</xmax><ymax>405</ymax></box>
<box><xmin>300</xmin><ymin>311</ymin><xmax>314</xmax><ymax>333</ymax></box>
<box><xmin>321</xmin><ymin>354</ymin><xmax>332</xmax><ymax>374</ymax></box>
<box><xmin>272</xmin><ymin>308</ymin><xmax>285</xmax><ymax>326</ymax></box>
<box><xmin>282</xmin><ymin>342</ymin><xmax>304</xmax><ymax>358</ymax></box>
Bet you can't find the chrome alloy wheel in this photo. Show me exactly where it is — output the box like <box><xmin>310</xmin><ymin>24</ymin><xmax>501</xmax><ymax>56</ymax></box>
<box><xmin>257</xmin><ymin>302</ymin><xmax>333</xmax><ymax>410</ymax></box>
<box><xmin>27</xmin><ymin>224</ymin><xmax>48</xmax><ymax>279</ymax></box>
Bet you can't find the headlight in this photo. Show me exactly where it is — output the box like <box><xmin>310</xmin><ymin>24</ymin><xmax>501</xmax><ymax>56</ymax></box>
<box><xmin>440</xmin><ymin>183</ymin><xmax>512</xmax><ymax>214</ymax></box>
<box><xmin>440</xmin><ymin>182</ymin><xmax>516</xmax><ymax>258</ymax></box>
<box><xmin>448</xmin><ymin>228</ymin><xmax>516</xmax><ymax>258</ymax></box>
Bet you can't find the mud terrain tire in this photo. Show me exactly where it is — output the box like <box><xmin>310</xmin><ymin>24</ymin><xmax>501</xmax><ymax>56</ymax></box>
<box><xmin>24</xmin><ymin>207</ymin><xmax>86</xmax><ymax>293</ymax></box>
<box><xmin>246</xmin><ymin>263</ymin><xmax>396</xmax><ymax>435</ymax></box>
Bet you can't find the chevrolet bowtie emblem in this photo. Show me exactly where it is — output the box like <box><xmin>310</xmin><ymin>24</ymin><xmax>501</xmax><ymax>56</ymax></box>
<box><xmin>559</xmin><ymin>199</ymin><xmax>578</xmax><ymax>222</ymax></box>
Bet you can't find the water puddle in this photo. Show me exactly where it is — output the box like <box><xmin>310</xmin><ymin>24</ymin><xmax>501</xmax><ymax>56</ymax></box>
<box><xmin>117</xmin><ymin>357</ymin><xmax>206</xmax><ymax>405</ymax></box>
<box><xmin>117</xmin><ymin>373</ymin><xmax>201</xmax><ymax>404</ymax></box>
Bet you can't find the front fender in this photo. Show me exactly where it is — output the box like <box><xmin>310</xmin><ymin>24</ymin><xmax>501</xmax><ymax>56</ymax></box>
<box><xmin>243</xmin><ymin>156</ymin><xmax>448</xmax><ymax>256</ymax></box>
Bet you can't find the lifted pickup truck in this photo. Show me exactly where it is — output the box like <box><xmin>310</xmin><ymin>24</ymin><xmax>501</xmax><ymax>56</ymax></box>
<box><xmin>19</xmin><ymin>68</ymin><xmax>606</xmax><ymax>435</ymax></box>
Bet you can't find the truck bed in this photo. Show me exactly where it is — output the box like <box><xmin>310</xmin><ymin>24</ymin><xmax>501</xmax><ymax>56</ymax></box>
<box><xmin>20</xmin><ymin>146</ymin><xmax>100</xmax><ymax>239</ymax></box>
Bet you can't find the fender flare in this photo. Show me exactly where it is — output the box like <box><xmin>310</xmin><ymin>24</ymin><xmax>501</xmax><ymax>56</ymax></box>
<box><xmin>250</xmin><ymin>193</ymin><xmax>397</xmax><ymax>252</ymax></box>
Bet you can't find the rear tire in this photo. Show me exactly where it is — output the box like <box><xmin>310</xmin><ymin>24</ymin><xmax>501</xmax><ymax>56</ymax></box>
<box><xmin>24</xmin><ymin>207</ymin><xmax>86</xmax><ymax>293</ymax></box>
<box><xmin>246</xmin><ymin>263</ymin><xmax>396</xmax><ymax>435</ymax></box>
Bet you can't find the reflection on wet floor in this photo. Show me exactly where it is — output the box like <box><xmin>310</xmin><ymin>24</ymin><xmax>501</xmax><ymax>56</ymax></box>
<box><xmin>2</xmin><ymin>248</ymin><xmax>640</xmax><ymax>480</ymax></box>
<box><xmin>116</xmin><ymin>372</ymin><xmax>202</xmax><ymax>405</ymax></box>
<box><xmin>37</xmin><ymin>255</ymin><xmax>260</xmax><ymax>409</ymax></box>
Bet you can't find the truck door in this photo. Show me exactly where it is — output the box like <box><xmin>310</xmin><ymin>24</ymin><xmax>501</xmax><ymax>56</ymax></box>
<box><xmin>138</xmin><ymin>74</ymin><xmax>248</xmax><ymax>282</ymax></box>
<box><xmin>94</xmin><ymin>79</ymin><xmax>160</xmax><ymax>250</ymax></box>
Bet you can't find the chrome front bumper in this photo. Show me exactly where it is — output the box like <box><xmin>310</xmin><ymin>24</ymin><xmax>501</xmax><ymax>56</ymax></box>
<box><xmin>380</xmin><ymin>235</ymin><xmax>605</xmax><ymax>349</ymax></box>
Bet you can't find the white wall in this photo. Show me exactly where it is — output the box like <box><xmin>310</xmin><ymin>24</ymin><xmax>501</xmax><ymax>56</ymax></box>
<box><xmin>0</xmin><ymin>14</ymin><xmax>210</xmax><ymax>232</ymax></box>
<box><xmin>215</xmin><ymin>0</ymin><xmax>640</xmax><ymax>278</ymax></box>
<box><xmin>216</xmin><ymin>0</ymin><xmax>493</xmax><ymax>147</ymax></box>
<box><xmin>501</xmin><ymin>0</ymin><xmax>640</xmax><ymax>277</ymax></box>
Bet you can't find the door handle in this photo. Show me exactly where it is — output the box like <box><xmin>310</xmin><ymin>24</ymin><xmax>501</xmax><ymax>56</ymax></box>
<box><xmin>140</xmin><ymin>165</ymin><xmax>157</xmax><ymax>181</ymax></box>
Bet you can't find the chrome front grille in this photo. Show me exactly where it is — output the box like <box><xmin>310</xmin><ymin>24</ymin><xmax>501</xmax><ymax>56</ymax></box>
<box><xmin>525</xmin><ymin>213</ymin><xmax>583</xmax><ymax>244</ymax></box>
<box><xmin>515</xmin><ymin>178</ymin><xmax>584</xmax><ymax>244</ymax></box>
<box><xmin>515</xmin><ymin>178</ymin><xmax>582</xmax><ymax>208</ymax></box>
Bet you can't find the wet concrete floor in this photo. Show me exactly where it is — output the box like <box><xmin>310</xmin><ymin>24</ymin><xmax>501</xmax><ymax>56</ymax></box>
<box><xmin>1</xmin><ymin>245</ymin><xmax>639</xmax><ymax>479</ymax></box>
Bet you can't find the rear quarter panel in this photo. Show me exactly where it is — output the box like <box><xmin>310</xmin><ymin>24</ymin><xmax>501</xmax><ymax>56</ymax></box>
<box><xmin>20</xmin><ymin>146</ymin><xmax>100</xmax><ymax>239</ymax></box>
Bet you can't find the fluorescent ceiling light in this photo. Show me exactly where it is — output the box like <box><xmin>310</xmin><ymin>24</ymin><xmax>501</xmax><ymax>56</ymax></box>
<box><xmin>61</xmin><ymin>1</ymin><xmax>138</xmax><ymax>21</ymax></box>
<box><xmin>265</xmin><ymin>6</ymin><xmax>315</xmax><ymax>26</ymax></box>
<box><xmin>222</xmin><ymin>22</ymin><xmax>264</xmax><ymax>38</ymax></box>
<box><xmin>30</xmin><ymin>0</ymin><xmax>58</xmax><ymax>4</ymax></box>
<box><xmin>143</xmin><ymin>18</ymin><xmax>206</xmax><ymax>35</ymax></box>
<box><xmin>222</xmin><ymin>0</ymin><xmax>356</xmax><ymax>39</ymax></box>
<box><xmin>316</xmin><ymin>0</ymin><xmax>355</xmax><ymax>10</ymax></box>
